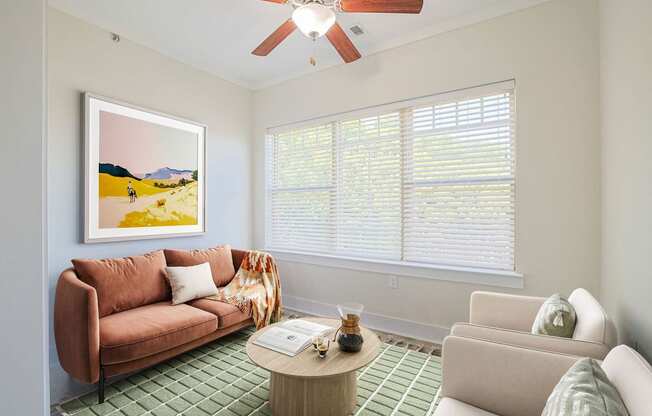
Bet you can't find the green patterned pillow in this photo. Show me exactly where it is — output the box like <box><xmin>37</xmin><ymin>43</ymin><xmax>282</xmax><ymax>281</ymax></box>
<box><xmin>542</xmin><ymin>358</ymin><xmax>629</xmax><ymax>416</ymax></box>
<box><xmin>531</xmin><ymin>293</ymin><xmax>576</xmax><ymax>338</ymax></box>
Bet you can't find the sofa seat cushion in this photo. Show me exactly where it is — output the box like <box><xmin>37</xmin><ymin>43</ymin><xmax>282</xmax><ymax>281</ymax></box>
<box><xmin>434</xmin><ymin>398</ymin><xmax>498</xmax><ymax>416</ymax></box>
<box><xmin>100</xmin><ymin>302</ymin><xmax>217</xmax><ymax>365</ymax></box>
<box><xmin>189</xmin><ymin>298</ymin><xmax>250</xmax><ymax>328</ymax></box>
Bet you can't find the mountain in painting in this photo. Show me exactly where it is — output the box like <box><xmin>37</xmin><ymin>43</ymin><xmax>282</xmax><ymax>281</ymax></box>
<box><xmin>144</xmin><ymin>167</ymin><xmax>193</xmax><ymax>180</ymax></box>
<box><xmin>99</xmin><ymin>163</ymin><xmax>140</xmax><ymax>181</ymax></box>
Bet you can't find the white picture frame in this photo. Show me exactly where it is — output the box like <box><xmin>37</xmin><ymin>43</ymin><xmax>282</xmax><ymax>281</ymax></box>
<box><xmin>84</xmin><ymin>93</ymin><xmax>206</xmax><ymax>243</ymax></box>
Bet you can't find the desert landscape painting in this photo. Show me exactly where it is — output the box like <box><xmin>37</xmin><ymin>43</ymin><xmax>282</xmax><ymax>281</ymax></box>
<box><xmin>98</xmin><ymin>110</ymin><xmax>200</xmax><ymax>229</ymax></box>
<box><xmin>85</xmin><ymin>94</ymin><xmax>205</xmax><ymax>242</ymax></box>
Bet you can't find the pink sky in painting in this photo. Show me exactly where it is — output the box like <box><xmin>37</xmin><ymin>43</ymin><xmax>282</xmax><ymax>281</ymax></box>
<box><xmin>99</xmin><ymin>111</ymin><xmax>198</xmax><ymax>175</ymax></box>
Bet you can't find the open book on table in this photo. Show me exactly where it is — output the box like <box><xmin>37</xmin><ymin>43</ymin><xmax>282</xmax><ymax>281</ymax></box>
<box><xmin>253</xmin><ymin>319</ymin><xmax>335</xmax><ymax>356</ymax></box>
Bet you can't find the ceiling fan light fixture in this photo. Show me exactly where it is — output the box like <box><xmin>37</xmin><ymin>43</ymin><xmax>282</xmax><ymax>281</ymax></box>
<box><xmin>292</xmin><ymin>3</ymin><xmax>336</xmax><ymax>40</ymax></box>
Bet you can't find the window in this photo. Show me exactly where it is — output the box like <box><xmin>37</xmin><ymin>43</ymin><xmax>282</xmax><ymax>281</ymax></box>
<box><xmin>265</xmin><ymin>81</ymin><xmax>516</xmax><ymax>272</ymax></box>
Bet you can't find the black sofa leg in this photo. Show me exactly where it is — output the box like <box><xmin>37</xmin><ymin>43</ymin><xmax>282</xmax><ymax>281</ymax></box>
<box><xmin>98</xmin><ymin>367</ymin><xmax>105</xmax><ymax>404</ymax></box>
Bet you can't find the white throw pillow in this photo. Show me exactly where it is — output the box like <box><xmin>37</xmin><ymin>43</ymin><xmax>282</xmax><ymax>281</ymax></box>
<box><xmin>165</xmin><ymin>262</ymin><xmax>218</xmax><ymax>305</ymax></box>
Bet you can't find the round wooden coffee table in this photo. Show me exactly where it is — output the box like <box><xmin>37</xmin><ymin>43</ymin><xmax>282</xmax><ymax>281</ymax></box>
<box><xmin>246</xmin><ymin>317</ymin><xmax>381</xmax><ymax>416</ymax></box>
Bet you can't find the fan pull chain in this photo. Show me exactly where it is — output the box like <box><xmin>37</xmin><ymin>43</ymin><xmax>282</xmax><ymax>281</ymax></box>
<box><xmin>309</xmin><ymin>38</ymin><xmax>317</xmax><ymax>67</ymax></box>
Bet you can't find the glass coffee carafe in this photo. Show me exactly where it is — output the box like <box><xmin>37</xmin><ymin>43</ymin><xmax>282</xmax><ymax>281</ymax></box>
<box><xmin>334</xmin><ymin>303</ymin><xmax>364</xmax><ymax>352</ymax></box>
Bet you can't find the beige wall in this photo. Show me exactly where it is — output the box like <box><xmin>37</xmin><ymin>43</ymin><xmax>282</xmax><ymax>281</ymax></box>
<box><xmin>47</xmin><ymin>8</ymin><xmax>253</xmax><ymax>402</ymax></box>
<box><xmin>253</xmin><ymin>0</ymin><xmax>602</xmax><ymax>338</ymax></box>
<box><xmin>0</xmin><ymin>1</ymin><xmax>49</xmax><ymax>414</ymax></box>
<box><xmin>600</xmin><ymin>0</ymin><xmax>652</xmax><ymax>360</ymax></box>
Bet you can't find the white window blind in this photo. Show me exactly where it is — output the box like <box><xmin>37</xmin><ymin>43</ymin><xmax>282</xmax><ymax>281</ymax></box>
<box><xmin>266</xmin><ymin>81</ymin><xmax>516</xmax><ymax>272</ymax></box>
<box><xmin>265</xmin><ymin>124</ymin><xmax>335</xmax><ymax>254</ymax></box>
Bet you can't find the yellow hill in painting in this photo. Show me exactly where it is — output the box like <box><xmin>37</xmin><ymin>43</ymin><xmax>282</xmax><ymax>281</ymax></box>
<box><xmin>119</xmin><ymin>182</ymin><xmax>199</xmax><ymax>228</ymax></box>
<box><xmin>99</xmin><ymin>173</ymin><xmax>168</xmax><ymax>198</ymax></box>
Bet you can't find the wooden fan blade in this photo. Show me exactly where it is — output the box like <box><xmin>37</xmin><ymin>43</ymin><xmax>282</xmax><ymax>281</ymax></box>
<box><xmin>326</xmin><ymin>23</ymin><xmax>361</xmax><ymax>63</ymax></box>
<box><xmin>261</xmin><ymin>0</ymin><xmax>287</xmax><ymax>3</ymax></box>
<box><xmin>340</xmin><ymin>0</ymin><xmax>423</xmax><ymax>14</ymax></box>
<box><xmin>252</xmin><ymin>19</ymin><xmax>297</xmax><ymax>56</ymax></box>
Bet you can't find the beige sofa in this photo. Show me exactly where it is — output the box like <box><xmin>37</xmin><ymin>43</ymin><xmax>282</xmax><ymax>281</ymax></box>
<box><xmin>451</xmin><ymin>288</ymin><xmax>617</xmax><ymax>359</ymax></box>
<box><xmin>434</xmin><ymin>336</ymin><xmax>652</xmax><ymax>416</ymax></box>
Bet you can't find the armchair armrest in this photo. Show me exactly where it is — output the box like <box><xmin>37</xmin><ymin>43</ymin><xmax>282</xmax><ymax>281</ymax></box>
<box><xmin>470</xmin><ymin>291</ymin><xmax>545</xmax><ymax>332</ymax></box>
<box><xmin>451</xmin><ymin>323</ymin><xmax>610</xmax><ymax>359</ymax></box>
<box><xmin>441</xmin><ymin>336</ymin><xmax>579</xmax><ymax>416</ymax></box>
<box><xmin>54</xmin><ymin>269</ymin><xmax>100</xmax><ymax>384</ymax></box>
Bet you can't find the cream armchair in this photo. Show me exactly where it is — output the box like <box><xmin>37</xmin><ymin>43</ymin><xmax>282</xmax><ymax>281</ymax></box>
<box><xmin>433</xmin><ymin>336</ymin><xmax>652</xmax><ymax>416</ymax></box>
<box><xmin>450</xmin><ymin>288</ymin><xmax>617</xmax><ymax>359</ymax></box>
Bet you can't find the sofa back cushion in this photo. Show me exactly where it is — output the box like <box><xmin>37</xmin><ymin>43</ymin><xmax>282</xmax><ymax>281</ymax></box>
<box><xmin>542</xmin><ymin>357</ymin><xmax>629</xmax><ymax>416</ymax></box>
<box><xmin>602</xmin><ymin>345</ymin><xmax>652</xmax><ymax>416</ymax></box>
<box><xmin>164</xmin><ymin>245</ymin><xmax>235</xmax><ymax>287</ymax></box>
<box><xmin>568</xmin><ymin>288</ymin><xmax>617</xmax><ymax>346</ymax></box>
<box><xmin>72</xmin><ymin>250</ymin><xmax>169</xmax><ymax>317</ymax></box>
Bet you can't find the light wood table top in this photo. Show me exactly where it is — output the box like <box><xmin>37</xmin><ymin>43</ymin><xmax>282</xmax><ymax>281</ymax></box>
<box><xmin>246</xmin><ymin>317</ymin><xmax>381</xmax><ymax>378</ymax></box>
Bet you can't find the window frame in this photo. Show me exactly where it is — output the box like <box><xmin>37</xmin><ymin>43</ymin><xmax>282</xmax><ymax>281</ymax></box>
<box><xmin>264</xmin><ymin>80</ymin><xmax>522</xmax><ymax>288</ymax></box>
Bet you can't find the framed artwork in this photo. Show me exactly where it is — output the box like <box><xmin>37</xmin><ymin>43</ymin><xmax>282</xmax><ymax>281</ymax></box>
<box><xmin>84</xmin><ymin>93</ymin><xmax>206</xmax><ymax>243</ymax></box>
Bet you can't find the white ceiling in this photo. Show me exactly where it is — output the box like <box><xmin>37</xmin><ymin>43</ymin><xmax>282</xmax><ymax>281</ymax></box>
<box><xmin>48</xmin><ymin>0</ymin><xmax>549</xmax><ymax>90</ymax></box>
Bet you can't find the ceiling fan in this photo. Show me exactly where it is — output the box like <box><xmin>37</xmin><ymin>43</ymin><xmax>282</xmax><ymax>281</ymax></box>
<box><xmin>253</xmin><ymin>0</ymin><xmax>424</xmax><ymax>63</ymax></box>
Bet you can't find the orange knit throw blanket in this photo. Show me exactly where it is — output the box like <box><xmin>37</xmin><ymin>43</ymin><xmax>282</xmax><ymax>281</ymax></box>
<box><xmin>205</xmin><ymin>251</ymin><xmax>282</xmax><ymax>329</ymax></box>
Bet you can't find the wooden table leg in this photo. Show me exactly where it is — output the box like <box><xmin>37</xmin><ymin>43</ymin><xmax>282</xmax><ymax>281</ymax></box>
<box><xmin>269</xmin><ymin>371</ymin><xmax>357</xmax><ymax>416</ymax></box>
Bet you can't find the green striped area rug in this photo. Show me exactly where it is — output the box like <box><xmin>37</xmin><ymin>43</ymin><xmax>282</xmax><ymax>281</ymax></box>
<box><xmin>58</xmin><ymin>327</ymin><xmax>441</xmax><ymax>416</ymax></box>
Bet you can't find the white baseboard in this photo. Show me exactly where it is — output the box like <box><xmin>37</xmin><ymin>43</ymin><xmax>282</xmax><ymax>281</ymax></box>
<box><xmin>283</xmin><ymin>294</ymin><xmax>450</xmax><ymax>345</ymax></box>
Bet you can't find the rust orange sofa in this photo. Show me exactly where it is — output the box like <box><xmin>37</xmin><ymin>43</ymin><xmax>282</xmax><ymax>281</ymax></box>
<box><xmin>54</xmin><ymin>248</ymin><xmax>254</xmax><ymax>404</ymax></box>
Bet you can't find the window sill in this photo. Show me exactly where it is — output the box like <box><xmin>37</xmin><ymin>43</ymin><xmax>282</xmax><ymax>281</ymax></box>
<box><xmin>266</xmin><ymin>249</ymin><xmax>524</xmax><ymax>289</ymax></box>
